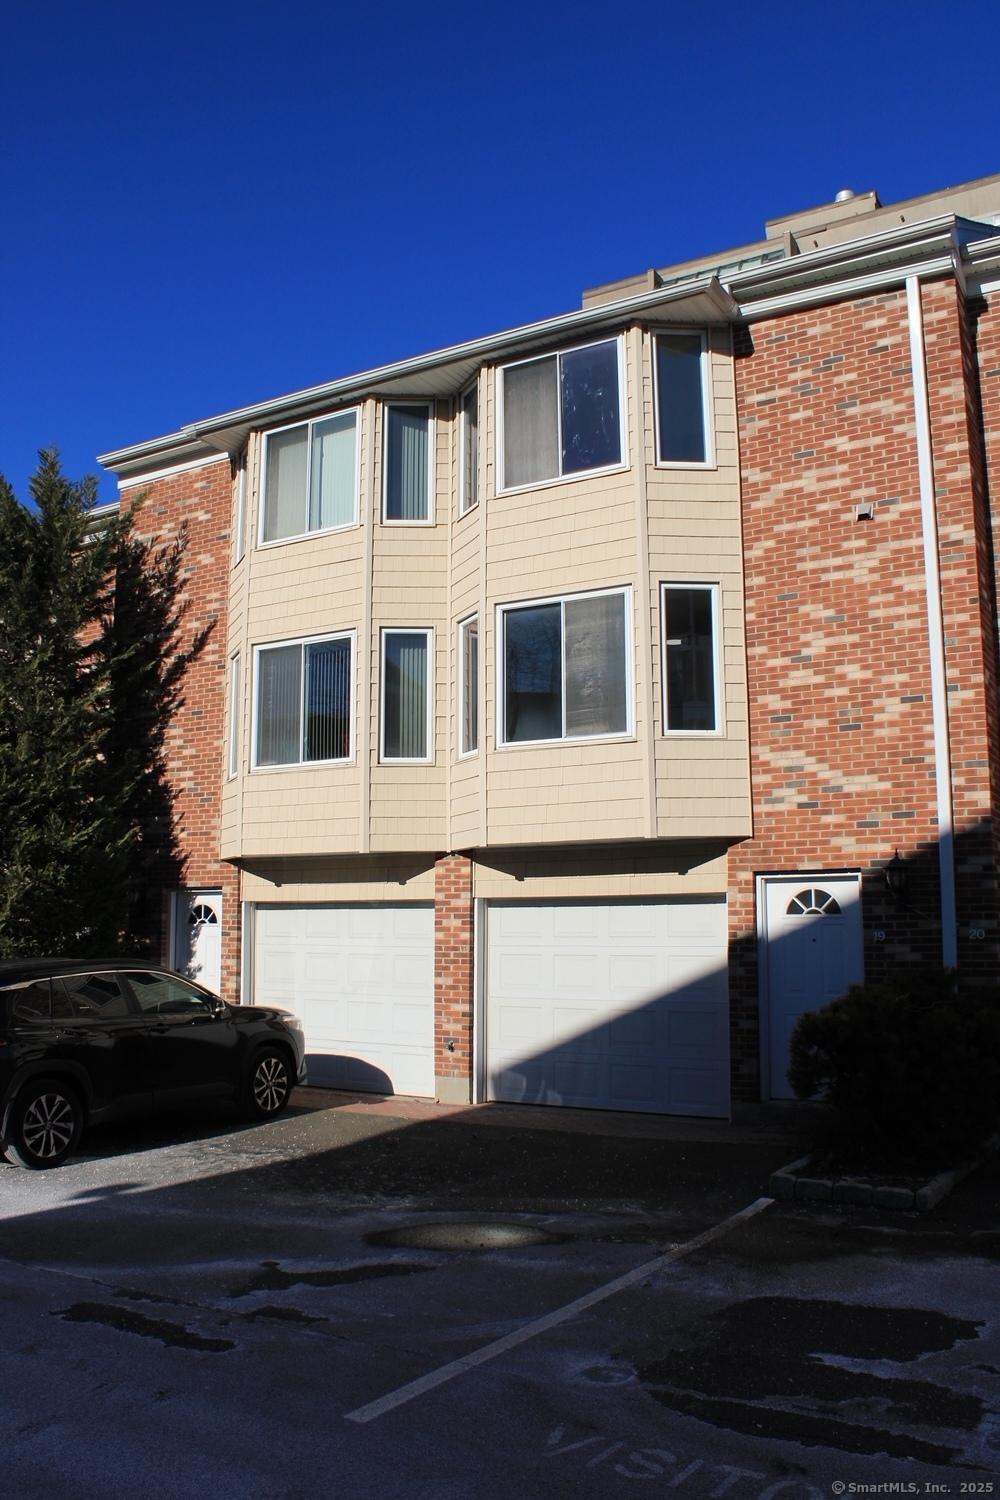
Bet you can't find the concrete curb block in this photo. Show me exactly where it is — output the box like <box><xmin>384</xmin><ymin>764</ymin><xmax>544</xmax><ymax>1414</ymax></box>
<box><xmin>769</xmin><ymin>1133</ymin><xmax>1000</xmax><ymax>1212</ymax></box>
<box><xmin>769</xmin><ymin>1156</ymin><xmax>812</xmax><ymax>1201</ymax></box>
<box><xmin>915</xmin><ymin>1132</ymin><xmax>1000</xmax><ymax>1212</ymax></box>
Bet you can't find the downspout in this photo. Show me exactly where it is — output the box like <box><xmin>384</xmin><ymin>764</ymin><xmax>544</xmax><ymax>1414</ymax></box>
<box><xmin>905</xmin><ymin>274</ymin><xmax>958</xmax><ymax>967</ymax></box>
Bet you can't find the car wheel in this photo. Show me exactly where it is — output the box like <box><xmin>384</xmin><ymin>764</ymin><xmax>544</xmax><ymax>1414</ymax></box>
<box><xmin>5</xmin><ymin>1079</ymin><xmax>83</xmax><ymax>1169</ymax></box>
<box><xmin>245</xmin><ymin>1048</ymin><xmax>292</xmax><ymax>1120</ymax></box>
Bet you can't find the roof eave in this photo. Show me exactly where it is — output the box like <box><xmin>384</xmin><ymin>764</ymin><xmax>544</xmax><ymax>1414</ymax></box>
<box><xmin>728</xmin><ymin>213</ymin><xmax>992</xmax><ymax>306</ymax></box>
<box><xmin>99</xmin><ymin>276</ymin><xmax>736</xmax><ymax>475</ymax></box>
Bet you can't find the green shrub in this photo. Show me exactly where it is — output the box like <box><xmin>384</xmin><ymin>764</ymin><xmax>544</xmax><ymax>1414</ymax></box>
<box><xmin>788</xmin><ymin>968</ymin><xmax>1000</xmax><ymax>1169</ymax></box>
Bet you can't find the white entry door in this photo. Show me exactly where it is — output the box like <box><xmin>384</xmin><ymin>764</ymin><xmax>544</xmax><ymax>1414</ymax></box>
<box><xmin>486</xmin><ymin>899</ymin><xmax>729</xmax><ymax>1117</ymax></box>
<box><xmin>173</xmin><ymin>890</ymin><xmax>223</xmax><ymax>994</ymax></box>
<box><xmin>252</xmin><ymin>904</ymin><xmax>435</xmax><ymax>1097</ymax></box>
<box><xmin>761</xmin><ymin>875</ymin><xmax>864</xmax><ymax>1100</ymax></box>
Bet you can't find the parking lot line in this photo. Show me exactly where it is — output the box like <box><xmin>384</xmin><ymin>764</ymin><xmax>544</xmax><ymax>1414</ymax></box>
<box><xmin>345</xmin><ymin>1195</ymin><xmax>774</xmax><ymax>1425</ymax></box>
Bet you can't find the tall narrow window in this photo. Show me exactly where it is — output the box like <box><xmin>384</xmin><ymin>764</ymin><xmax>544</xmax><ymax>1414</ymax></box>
<box><xmin>227</xmin><ymin>653</ymin><xmax>241</xmax><ymax>779</ymax></box>
<box><xmin>382</xmin><ymin>630</ymin><xmax>431</xmax><ymax>760</ymax></box>
<box><xmin>261</xmin><ymin>410</ymin><xmax>359</xmax><ymax>543</ymax></box>
<box><xmin>501</xmin><ymin>589</ymin><xmax>630</xmax><ymax>745</ymax></box>
<box><xmin>254</xmin><ymin>634</ymin><xmax>353</xmax><ymax>767</ymax></box>
<box><xmin>460</xmin><ymin>384</ymin><xmax>479</xmax><ymax>515</ymax></box>
<box><xmin>384</xmin><ymin>405</ymin><xmax>432</xmax><ymax>521</ymax></box>
<box><xmin>654</xmin><ymin>332</ymin><xmax>709</xmax><ymax>465</ymax></box>
<box><xmin>500</xmin><ymin>337</ymin><xmax>623</xmax><ymax>490</ymax></box>
<box><xmin>233</xmin><ymin>457</ymin><xmax>247</xmax><ymax>564</ymax></box>
<box><xmin>661</xmin><ymin>585</ymin><xmax>719</xmax><ymax>732</ymax></box>
<box><xmin>458</xmin><ymin>616</ymin><xmax>479</xmax><ymax>756</ymax></box>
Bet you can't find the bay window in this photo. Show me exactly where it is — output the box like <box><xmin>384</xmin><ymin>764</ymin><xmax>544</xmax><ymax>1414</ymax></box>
<box><xmin>500</xmin><ymin>588</ymin><xmax>630</xmax><ymax>744</ymax></box>
<box><xmin>500</xmin><ymin>337</ymin><xmax>624</xmax><ymax>490</ymax></box>
<box><xmin>654</xmin><ymin>331</ymin><xmax>710</xmax><ymax>465</ymax></box>
<box><xmin>460</xmin><ymin>383</ymin><xmax>479</xmax><ymax>515</ymax></box>
<box><xmin>661</xmin><ymin>584</ymin><xmax>720</xmax><ymax>732</ymax></box>
<box><xmin>227</xmin><ymin>652</ymin><xmax>241</xmax><ymax>779</ymax></box>
<box><xmin>458</xmin><ymin>616</ymin><xmax>478</xmax><ymax>756</ymax></box>
<box><xmin>381</xmin><ymin>629</ymin><xmax>432</xmax><ymax>761</ymax></box>
<box><xmin>253</xmin><ymin>633</ymin><xmax>353</xmax><ymax>767</ymax></box>
<box><xmin>384</xmin><ymin>404</ymin><xmax>433</xmax><ymax>522</ymax></box>
<box><xmin>261</xmin><ymin>410</ymin><xmax>359</xmax><ymax>543</ymax></box>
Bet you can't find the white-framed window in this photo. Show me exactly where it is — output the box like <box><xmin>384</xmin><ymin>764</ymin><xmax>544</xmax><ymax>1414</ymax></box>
<box><xmin>252</xmin><ymin>631</ymin><xmax>354</xmax><ymax>768</ymax></box>
<box><xmin>227</xmin><ymin>652</ymin><xmax>241</xmax><ymax>779</ymax></box>
<box><xmin>498</xmin><ymin>335</ymin><xmax>626</xmax><ymax>492</ymax></box>
<box><xmin>458</xmin><ymin>615</ymin><xmax>479</xmax><ymax>757</ymax></box>
<box><xmin>459</xmin><ymin>382</ymin><xmax>479</xmax><ymax>515</ymax></box>
<box><xmin>653</xmin><ymin>330</ymin><xmax>712</xmax><ymax>467</ymax></box>
<box><xmin>660</xmin><ymin>583</ymin><xmax>722</xmax><ymax>734</ymax></box>
<box><xmin>259</xmin><ymin>409</ymin><xmax>359</xmax><ymax>545</ymax></box>
<box><xmin>383</xmin><ymin>403</ymin><xmax>434</xmax><ymax>522</ymax></box>
<box><xmin>498</xmin><ymin>586</ymin><xmax>632</xmax><ymax>746</ymax></box>
<box><xmin>380</xmin><ymin>628</ymin><xmax>433</xmax><ymax>762</ymax></box>
<box><xmin>233</xmin><ymin>454</ymin><xmax>247</xmax><ymax>564</ymax></box>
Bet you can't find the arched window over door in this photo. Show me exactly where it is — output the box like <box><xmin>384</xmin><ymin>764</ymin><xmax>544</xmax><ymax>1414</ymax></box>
<box><xmin>785</xmin><ymin>888</ymin><xmax>841</xmax><ymax>916</ymax></box>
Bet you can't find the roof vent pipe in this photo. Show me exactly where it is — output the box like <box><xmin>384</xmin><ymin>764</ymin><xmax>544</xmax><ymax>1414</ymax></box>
<box><xmin>834</xmin><ymin>187</ymin><xmax>857</xmax><ymax>203</ymax></box>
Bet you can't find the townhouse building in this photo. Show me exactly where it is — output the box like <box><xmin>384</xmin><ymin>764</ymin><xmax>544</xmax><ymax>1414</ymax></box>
<box><xmin>98</xmin><ymin>171</ymin><xmax>1000</xmax><ymax>1119</ymax></box>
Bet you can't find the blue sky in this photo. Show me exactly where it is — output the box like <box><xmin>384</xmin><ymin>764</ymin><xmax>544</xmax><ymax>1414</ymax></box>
<box><xmin>2</xmin><ymin>0</ymin><xmax>998</xmax><ymax>504</ymax></box>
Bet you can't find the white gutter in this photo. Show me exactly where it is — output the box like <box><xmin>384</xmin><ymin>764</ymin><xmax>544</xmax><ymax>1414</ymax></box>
<box><xmin>734</xmin><ymin>254</ymin><xmax>955</xmax><ymax>321</ymax></box>
<box><xmin>99</xmin><ymin>276</ymin><xmax>736</xmax><ymax>468</ymax></box>
<box><xmin>905</xmin><ymin>274</ymin><xmax>957</xmax><ymax>968</ymax></box>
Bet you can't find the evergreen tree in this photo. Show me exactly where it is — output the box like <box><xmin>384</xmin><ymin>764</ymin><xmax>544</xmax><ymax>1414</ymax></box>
<box><xmin>0</xmin><ymin>450</ymin><xmax>205</xmax><ymax>957</ymax></box>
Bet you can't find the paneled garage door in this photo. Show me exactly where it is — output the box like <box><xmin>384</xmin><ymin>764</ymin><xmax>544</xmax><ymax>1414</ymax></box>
<box><xmin>486</xmin><ymin>899</ymin><xmax>729</xmax><ymax>1117</ymax></box>
<box><xmin>252</xmin><ymin>904</ymin><xmax>434</xmax><ymax>1097</ymax></box>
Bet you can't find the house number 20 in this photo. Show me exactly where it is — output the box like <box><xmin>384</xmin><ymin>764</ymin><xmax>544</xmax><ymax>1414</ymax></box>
<box><xmin>968</xmin><ymin>927</ymin><xmax>986</xmax><ymax>941</ymax></box>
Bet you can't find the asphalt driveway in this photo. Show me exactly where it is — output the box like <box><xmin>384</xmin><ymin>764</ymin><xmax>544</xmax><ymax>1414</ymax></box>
<box><xmin>0</xmin><ymin>1089</ymin><xmax>997</xmax><ymax>1499</ymax></box>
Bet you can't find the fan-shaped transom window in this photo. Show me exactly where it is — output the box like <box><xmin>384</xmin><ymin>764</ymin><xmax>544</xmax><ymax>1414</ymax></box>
<box><xmin>786</xmin><ymin>889</ymin><xmax>841</xmax><ymax>916</ymax></box>
<box><xmin>189</xmin><ymin>903</ymin><xmax>219</xmax><ymax>928</ymax></box>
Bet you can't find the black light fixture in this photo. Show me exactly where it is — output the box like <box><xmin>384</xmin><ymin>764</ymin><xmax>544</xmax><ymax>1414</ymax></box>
<box><xmin>884</xmin><ymin>849</ymin><xmax>908</xmax><ymax>901</ymax></box>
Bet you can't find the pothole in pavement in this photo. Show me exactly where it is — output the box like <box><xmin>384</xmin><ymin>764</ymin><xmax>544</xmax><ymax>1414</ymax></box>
<box><xmin>367</xmin><ymin>1221</ymin><xmax>569</xmax><ymax>1251</ymax></box>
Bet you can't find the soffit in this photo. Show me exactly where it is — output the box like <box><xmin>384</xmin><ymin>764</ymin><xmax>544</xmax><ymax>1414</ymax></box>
<box><xmin>99</xmin><ymin>279</ymin><xmax>735</xmax><ymax>474</ymax></box>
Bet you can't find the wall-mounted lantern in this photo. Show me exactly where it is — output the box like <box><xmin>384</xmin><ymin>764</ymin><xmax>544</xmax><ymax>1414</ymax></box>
<box><xmin>883</xmin><ymin>850</ymin><xmax>908</xmax><ymax>903</ymax></box>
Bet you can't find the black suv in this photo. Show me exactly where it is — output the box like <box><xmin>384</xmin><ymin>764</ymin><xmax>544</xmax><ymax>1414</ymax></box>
<box><xmin>0</xmin><ymin>960</ymin><xmax>307</xmax><ymax>1168</ymax></box>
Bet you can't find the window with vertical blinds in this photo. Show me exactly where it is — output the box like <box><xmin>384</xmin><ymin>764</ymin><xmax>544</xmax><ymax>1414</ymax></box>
<box><xmin>382</xmin><ymin>630</ymin><xmax>431</xmax><ymax>760</ymax></box>
<box><xmin>261</xmin><ymin>410</ymin><xmax>358</xmax><ymax>543</ymax></box>
<box><xmin>460</xmin><ymin>385</ymin><xmax>479</xmax><ymax>514</ymax></box>
<box><xmin>384</xmin><ymin>405</ymin><xmax>432</xmax><ymax>521</ymax></box>
<box><xmin>254</xmin><ymin>635</ymin><xmax>353</xmax><ymax>766</ymax></box>
<box><xmin>227</xmin><ymin>653</ymin><xmax>241</xmax><ymax>779</ymax></box>
<box><xmin>459</xmin><ymin>616</ymin><xmax>478</xmax><ymax>755</ymax></box>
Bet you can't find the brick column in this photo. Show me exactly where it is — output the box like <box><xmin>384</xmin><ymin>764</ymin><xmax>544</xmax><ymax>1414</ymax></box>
<box><xmin>433</xmin><ymin>853</ymin><xmax>475</xmax><ymax>1104</ymax></box>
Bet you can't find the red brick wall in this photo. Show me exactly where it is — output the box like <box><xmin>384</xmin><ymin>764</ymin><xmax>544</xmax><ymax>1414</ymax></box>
<box><xmin>969</xmin><ymin>288</ymin><xmax>1000</xmax><ymax>897</ymax></box>
<box><xmin>124</xmin><ymin>459</ymin><xmax>240</xmax><ymax>1002</ymax></box>
<box><xmin>434</xmin><ymin>854</ymin><xmax>474</xmax><ymax>1086</ymax></box>
<box><xmin>921</xmin><ymin>279</ymin><xmax>1000</xmax><ymax>962</ymax></box>
<box><xmin>729</xmin><ymin>280</ymin><xmax>996</xmax><ymax>1101</ymax></box>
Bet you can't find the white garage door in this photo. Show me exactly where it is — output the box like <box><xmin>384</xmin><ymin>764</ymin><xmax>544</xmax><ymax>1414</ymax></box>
<box><xmin>253</xmin><ymin>904</ymin><xmax>434</xmax><ymax>1097</ymax></box>
<box><xmin>486</xmin><ymin>899</ymin><xmax>729</xmax><ymax>1117</ymax></box>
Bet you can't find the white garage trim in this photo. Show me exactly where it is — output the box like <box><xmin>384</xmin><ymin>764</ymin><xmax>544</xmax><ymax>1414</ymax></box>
<box><xmin>252</xmin><ymin>902</ymin><xmax>435</xmax><ymax>1097</ymax></box>
<box><xmin>484</xmin><ymin>897</ymin><xmax>729</xmax><ymax>1118</ymax></box>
